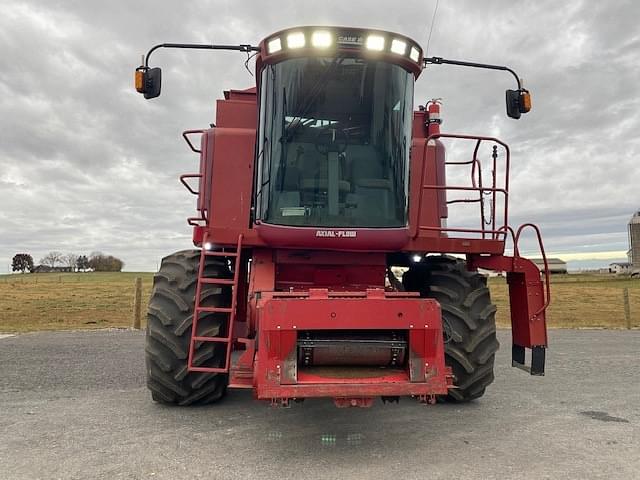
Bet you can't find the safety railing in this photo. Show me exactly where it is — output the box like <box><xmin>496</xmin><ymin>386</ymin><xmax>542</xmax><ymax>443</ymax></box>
<box><xmin>182</xmin><ymin>129</ymin><xmax>204</xmax><ymax>153</ymax></box>
<box><xmin>416</xmin><ymin>133</ymin><xmax>510</xmax><ymax>240</ymax></box>
<box><xmin>180</xmin><ymin>129</ymin><xmax>208</xmax><ymax>226</ymax></box>
<box><xmin>513</xmin><ymin>223</ymin><xmax>551</xmax><ymax>318</ymax></box>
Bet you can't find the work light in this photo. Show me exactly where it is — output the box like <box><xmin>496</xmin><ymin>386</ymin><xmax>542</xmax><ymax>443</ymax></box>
<box><xmin>311</xmin><ymin>30</ymin><xmax>332</xmax><ymax>48</ymax></box>
<box><xmin>391</xmin><ymin>39</ymin><xmax>407</xmax><ymax>55</ymax></box>
<box><xmin>286</xmin><ymin>32</ymin><xmax>306</xmax><ymax>49</ymax></box>
<box><xmin>267</xmin><ymin>37</ymin><xmax>282</xmax><ymax>54</ymax></box>
<box><xmin>409</xmin><ymin>46</ymin><xmax>420</xmax><ymax>62</ymax></box>
<box><xmin>365</xmin><ymin>35</ymin><xmax>385</xmax><ymax>51</ymax></box>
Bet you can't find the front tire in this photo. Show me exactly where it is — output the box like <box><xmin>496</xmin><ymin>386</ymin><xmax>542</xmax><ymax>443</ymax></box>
<box><xmin>403</xmin><ymin>256</ymin><xmax>499</xmax><ymax>402</ymax></box>
<box><xmin>145</xmin><ymin>250</ymin><xmax>232</xmax><ymax>406</ymax></box>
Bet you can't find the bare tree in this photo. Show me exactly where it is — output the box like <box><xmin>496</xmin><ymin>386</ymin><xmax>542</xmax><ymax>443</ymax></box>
<box><xmin>63</xmin><ymin>253</ymin><xmax>79</xmax><ymax>272</ymax></box>
<box><xmin>40</xmin><ymin>251</ymin><xmax>63</xmax><ymax>268</ymax></box>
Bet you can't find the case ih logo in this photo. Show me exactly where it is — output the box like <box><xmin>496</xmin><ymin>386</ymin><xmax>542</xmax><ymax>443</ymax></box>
<box><xmin>315</xmin><ymin>230</ymin><xmax>357</xmax><ymax>238</ymax></box>
<box><xmin>337</xmin><ymin>34</ymin><xmax>363</xmax><ymax>46</ymax></box>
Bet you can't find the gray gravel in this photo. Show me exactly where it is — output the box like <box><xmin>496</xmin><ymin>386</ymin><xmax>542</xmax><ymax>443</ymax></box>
<box><xmin>0</xmin><ymin>329</ymin><xmax>638</xmax><ymax>479</ymax></box>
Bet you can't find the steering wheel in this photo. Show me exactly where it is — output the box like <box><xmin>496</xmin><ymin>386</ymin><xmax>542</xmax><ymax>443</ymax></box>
<box><xmin>315</xmin><ymin>128</ymin><xmax>348</xmax><ymax>155</ymax></box>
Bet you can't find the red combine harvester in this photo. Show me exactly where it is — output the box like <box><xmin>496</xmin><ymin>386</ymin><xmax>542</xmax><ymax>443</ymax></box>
<box><xmin>135</xmin><ymin>27</ymin><xmax>549</xmax><ymax>407</ymax></box>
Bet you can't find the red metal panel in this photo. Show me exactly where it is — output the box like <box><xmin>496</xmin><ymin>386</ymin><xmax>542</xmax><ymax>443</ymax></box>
<box><xmin>255</xmin><ymin>222</ymin><xmax>409</xmax><ymax>251</ymax></box>
<box><xmin>247</xmin><ymin>249</ymin><xmax>276</xmax><ymax>338</ymax></box>
<box><xmin>273</xmin><ymin>251</ymin><xmax>386</xmax><ymax>290</ymax></box>
<box><xmin>407</xmin><ymin>236</ymin><xmax>505</xmax><ymax>255</ymax></box>
<box><xmin>408</xmin><ymin>138</ymin><xmax>441</xmax><ymax>238</ymax></box>
<box><xmin>215</xmin><ymin>98</ymin><xmax>256</xmax><ymax>129</ymax></box>
<box><xmin>275</xmin><ymin>250</ymin><xmax>386</xmax><ymax>266</ymax></box>
<box><xmin>259</xmin><ymin>292</ymin><xmax>435</xmax><ymax>330</ymax></box>
<box><xmin>276</xmin><ymin>264</ymin><xmax>385</xmax><ymax>291</ymax></box>
<box><xmin>208</xmin><ymin>128</ymin><xmax>256</xmax><ymax>230</ymax></box>
<box><xmin>254</xmin><ymin>290</ymin><xmax>451</xmax><ymax>401</ymax></box>
<box><xmin>468</xmin><ymin>254</ymin><xmax>548</xmax><ymax>348</ymax></box>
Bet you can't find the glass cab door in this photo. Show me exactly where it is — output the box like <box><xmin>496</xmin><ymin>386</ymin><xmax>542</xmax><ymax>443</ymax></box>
<box><xmin>255</xmin><ymin>57</ymin><xmax>414</xmax><ymax>228</ymax></box>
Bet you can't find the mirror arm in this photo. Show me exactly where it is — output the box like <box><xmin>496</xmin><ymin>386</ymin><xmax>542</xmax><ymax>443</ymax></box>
<box><xmin>424</xmin><ymin>56</ymin><xmax>522</xmax><ymax>90</ymax></box>
<box><xmin>144</xmin><ymin>43</ymin><xmax>261</xmax><ymax>68</ymax></box>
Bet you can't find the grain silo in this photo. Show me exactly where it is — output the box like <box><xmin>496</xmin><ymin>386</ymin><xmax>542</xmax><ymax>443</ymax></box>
<box><xmin>629</xmin><ymin>210</ymin><xmax>640</xmax><ymax>271</ymax></box>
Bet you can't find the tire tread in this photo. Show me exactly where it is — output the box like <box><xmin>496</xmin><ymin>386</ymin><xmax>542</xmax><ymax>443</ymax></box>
<box><xmin>403</xmin><ymin>255</ymin><xmax>499</xmax><ymax>402</ymax></box>
<box><xmin>145</xmin><ymin>250</ymin><xmax>232</xmax><ymax>406</ymax></box>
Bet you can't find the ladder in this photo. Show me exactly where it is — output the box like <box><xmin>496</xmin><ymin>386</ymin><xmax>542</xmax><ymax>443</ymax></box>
<box><xmin>187</xmin><ymin>234</ymin><xmax>243</xmax><ymax>373</ymax></box>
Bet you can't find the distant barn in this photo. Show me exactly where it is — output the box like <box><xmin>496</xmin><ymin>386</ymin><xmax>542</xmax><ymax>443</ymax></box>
<box><xmin>609</xmin><ymin>262</ymin><xmax>631</xmax><ymax>274</ymax></box>
<box><xmin>529</xmin><ymin>258</ymin><xmax>567</xmax><ymax>274</ymax></box>
<box><xmin>32</xmin><ymin>265</ymin><xmax>73</xmax><ymax>273</ymax></box>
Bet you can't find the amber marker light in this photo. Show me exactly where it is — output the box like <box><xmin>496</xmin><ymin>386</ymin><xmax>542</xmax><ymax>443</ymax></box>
<box><xmin>521</xmin><ymin>90</ymin><xmax>532</xmax><ymax>112</ymax></box>
<box><xmin>135</xmin><ymin>69</ymin><xmax>145</xmax><ymax>92</ymax></box>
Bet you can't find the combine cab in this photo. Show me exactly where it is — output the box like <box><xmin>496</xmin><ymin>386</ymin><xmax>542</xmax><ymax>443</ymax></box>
<box><xmin>136</xmin><ymin>27</ymin><xmax>549</xmax><ymax>407</ymax></box>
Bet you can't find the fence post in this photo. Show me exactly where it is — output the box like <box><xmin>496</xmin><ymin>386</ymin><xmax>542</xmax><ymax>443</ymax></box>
<box><xmin>623</xmin><ymin>288</ymin><xmax>631</xmax><ymax>329</ymax></box>
<box><xmin>133</xmin><ymin>277</ymin><xmax>142</xmax><ymax>329</ymax></box>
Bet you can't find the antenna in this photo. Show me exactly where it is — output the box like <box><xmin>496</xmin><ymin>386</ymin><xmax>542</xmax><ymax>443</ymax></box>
<box><xmin>424</xmin><ymin>0</ymin><xmax>440</xmax><ymax>57</ymax></box>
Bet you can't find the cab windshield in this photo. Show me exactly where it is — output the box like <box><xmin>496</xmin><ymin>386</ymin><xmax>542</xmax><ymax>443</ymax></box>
<box><xmin>255</xmin><ymin>57</ymin><xmax>414</xmax><ymax>228</ymax></box>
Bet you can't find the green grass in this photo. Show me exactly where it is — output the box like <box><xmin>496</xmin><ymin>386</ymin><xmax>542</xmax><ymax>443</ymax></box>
<box><xmin>0</xmin><ymin>271</ymin><xmax>637</xmax><ymax>333</ymax></box>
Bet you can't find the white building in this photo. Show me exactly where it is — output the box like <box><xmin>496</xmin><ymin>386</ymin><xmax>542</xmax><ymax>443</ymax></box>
<box><xmin>529</xmin><ymin>258</ymin><xmax>567</xmax><ymax>274</ymax></box>
<box><xmin>609</xmin><ymin>262</ymin><xmax>631</xmax><ymax>274</ymax></box>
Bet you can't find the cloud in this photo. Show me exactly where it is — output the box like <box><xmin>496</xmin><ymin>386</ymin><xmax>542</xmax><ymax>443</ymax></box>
<box><xmin>1</xmin><ymin>0</ymin><xmax>638</xmax><ymax>271</ymax></box>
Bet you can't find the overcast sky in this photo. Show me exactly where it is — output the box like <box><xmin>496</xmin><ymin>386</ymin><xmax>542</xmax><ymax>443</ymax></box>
<box><xmin>1</xmin><ymin>0</ymin><xmax>639</xmax><ymax>272</ymax></box>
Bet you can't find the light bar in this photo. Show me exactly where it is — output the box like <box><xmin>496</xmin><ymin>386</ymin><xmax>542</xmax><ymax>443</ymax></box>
<box><xmin>263</xmin><ymin>29</ymin><xmax>423</xmax><ymax>66</ymax></box>
<box><xmin>311</xmin><ymin>30</ymin><xmax>332</xmax><ymax>48</ymax></box>
<box><xmin>267</xmin><ymin>37</ymin><xmax>282</xmax><ymax>54</ymax></box>
<box><xmin>287</xmin><ymin>32</ymin><xmax>306</xmax><ymax>49</ymax></box>
<box><xmin>366</xmin><ymin>35</ymin><xmax>385</xmax><ymax>51</ymax></box>
<box><xmin>390</xmin><ymin>39</ymin><xmax>407</xmax><ymax>55</ymax></box>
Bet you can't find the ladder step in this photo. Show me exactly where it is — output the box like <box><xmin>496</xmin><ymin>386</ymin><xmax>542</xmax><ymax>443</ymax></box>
<box><xmin>199</xmin><ymin>278</ymin><xmax>235</xmax><ymax>285</ymax></box>
<box><xmin>204</xmin><ymin>251</ymin><xmax>238</xmax><ymax>257</ymax></box>
<box><xmin>188</xmin><ymin>233</ymin><xmax>243</xmax><ymax>374</ymax></box>
<box><xmin>192</xmin><ymin>335</ymin><xmax>230</xmax><ymax>343</ymax></box>
<box><xmin>195</xmin><ymin>307</ymin><xmax>232</xmax><ymax>315</ymax></box>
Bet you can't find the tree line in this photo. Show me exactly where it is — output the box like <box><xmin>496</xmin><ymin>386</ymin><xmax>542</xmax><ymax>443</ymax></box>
<box><xmin>11</xmin><ymin>252</ymin><xmax>124</xmax><ymax>273</ymax></box>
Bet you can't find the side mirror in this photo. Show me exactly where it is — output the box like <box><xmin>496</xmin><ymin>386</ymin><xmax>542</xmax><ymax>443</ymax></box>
<box><xmin>135</xmin><ymin>67</ymin><xmax>162</xmax><ymax>99</ymax></box>
<box><xmin>506</xmin><ymin>88</ymin><xmax>531</xmax><ymax>119</ymax></box>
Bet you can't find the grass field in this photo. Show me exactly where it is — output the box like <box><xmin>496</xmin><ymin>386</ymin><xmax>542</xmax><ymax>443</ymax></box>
<box><xmin>0</xmin><ymin>271</ymin><xmax>638</xmax><ymax>332</ymax></box>
<box><xmin>0</xmin><ymin>272</ymin><xmax>154</xmax><ymax>332</ymax></box>
<box><xmin>489</xmin><ymin>273</ymin><xmax>639</xmax><ymax>329</ymax></box>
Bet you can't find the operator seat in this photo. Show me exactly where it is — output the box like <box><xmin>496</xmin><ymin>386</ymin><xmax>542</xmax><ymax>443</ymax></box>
<box><xmin>299</xmin><ymin>146</ymin><xmax>351</xmax><ymax>193</ymax></box>
<box><xmin>349</xmin><ymin>145</ymin><xmax>394</xmax><ymax>222</ymax></box>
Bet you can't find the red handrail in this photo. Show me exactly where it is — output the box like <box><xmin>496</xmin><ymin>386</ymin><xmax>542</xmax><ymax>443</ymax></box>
<box><xmin>515</xmin><ymin>223</ymin><xmax>551</xmax><ymax>318</ymax></box>
<box><xmin>182</xmin><ymin>129</ymin><xmax>204</xmax><ymax>153</ymax></box>
<box><xmin>414</xmin><ymin>133</ymin><xmax>510</xmax><ymax>241</ymax></box>
<box><xmin>179</xmin><ymin>173</ymin><xmax>202</xmax><ymax>195</ymax></box>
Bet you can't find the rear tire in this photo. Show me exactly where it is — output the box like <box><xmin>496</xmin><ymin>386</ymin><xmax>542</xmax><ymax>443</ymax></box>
<box><xmin>403</xmin><ymin>255</ymin><xmax>499</xmax><ymax>402</ymax></box>
<box><xmin>145</xmin><ymin>250</ymin><xmax>232</xmax><ymax>406</ymax></box>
